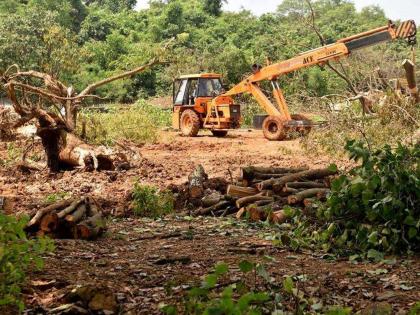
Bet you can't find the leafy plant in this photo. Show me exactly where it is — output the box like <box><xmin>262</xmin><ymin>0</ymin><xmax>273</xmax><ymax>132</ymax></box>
<box><xmin>162</xmin><ymin>261</ymin><xmax>271</xmax><ymax>315</ymax></box>
<box><xmin>0</xmin><ymin>143</ymin><xmax>23</xmax><ymax>167</ymax></box>
<box><xmin>44</xmin><ymin>192</ymin><xmax>69</xmax><ymax>204</ymax></box>
<box><xmin>318</xmin><ymin>141</ymin><xmax>419</xmax><ymax>254</ymax></box>
<box><xmin>0</xmin><ymin>214</ymin><xmax>54</xmax><ymax>311</ymax></box>
<box><xmin>132</xmin><ymin>183</ymin><xmax>174</xmax><ymax>218</ymax></box>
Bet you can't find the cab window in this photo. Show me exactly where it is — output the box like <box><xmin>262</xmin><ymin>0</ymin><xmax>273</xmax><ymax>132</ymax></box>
<box><xmin>174</xmin><ymin>79</ymin><xmax>188</xmax><ymax>105</ymax></box>
<box><xmin>197</xmin><ymin>78</ymin><xmax>223</xmax><ymax>97</ymax></box>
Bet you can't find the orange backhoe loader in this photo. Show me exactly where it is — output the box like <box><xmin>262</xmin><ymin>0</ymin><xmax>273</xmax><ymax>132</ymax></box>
<box><xmin>172</xmin><ymin>20</ymin><xmax>417</xmax><ymax>140</ymax></box>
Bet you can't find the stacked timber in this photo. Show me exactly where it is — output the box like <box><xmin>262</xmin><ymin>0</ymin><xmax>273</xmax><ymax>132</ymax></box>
<box><xmin>25</xmin><ymin>197</ymin><xmax>106</xmax><ymax>240</ymax></box>
<box><xmin>193</xmin><ymin>165</ymin><xmax>337</xmax><ymax>224</ymax></box>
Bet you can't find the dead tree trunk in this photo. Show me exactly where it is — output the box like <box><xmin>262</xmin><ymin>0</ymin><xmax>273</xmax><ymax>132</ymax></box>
<box><xmin>1</xmin><ymin>40</ymin><xmax>173</xmax><ymax>171</ymax></box>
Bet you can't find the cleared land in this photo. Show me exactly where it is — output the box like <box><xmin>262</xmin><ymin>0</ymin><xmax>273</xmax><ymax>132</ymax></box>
<box><xmin>1</xmin><ymin>130</ymin><xmax>418</xmax><ymax>314</ymax></box>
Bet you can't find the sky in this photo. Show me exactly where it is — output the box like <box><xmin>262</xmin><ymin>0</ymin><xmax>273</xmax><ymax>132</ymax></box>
<box><xmin>136</xmin><ymin>0</ymin><xmax>420</xmax><ymax>23</ymax></box>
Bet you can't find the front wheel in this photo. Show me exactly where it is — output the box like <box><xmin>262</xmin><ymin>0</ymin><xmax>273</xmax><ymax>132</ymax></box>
<box><xmin>211</xmin><ymin>130</ymin><xmax>228</xmax><ymax>137</ymax></box>
<box><xmin>262</xmin><ymin>116</ymin><xmax>287</xmax><ymax>141</ymax></box>
<box><xmin>180</xmin><ymin>110</ymin><xmax>200</xmax><ymax>137</ymax></box>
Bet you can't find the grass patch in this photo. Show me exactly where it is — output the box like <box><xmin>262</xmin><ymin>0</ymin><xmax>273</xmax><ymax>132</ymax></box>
<box><xmin>79</xmin><ymin>100</ymin><xmax>172</xmax><ymax>146</ymax></box>
<box><xmin>132</xmin><ymin>183</ymin><xmax>174</xmax><ymax>218</ymax></box>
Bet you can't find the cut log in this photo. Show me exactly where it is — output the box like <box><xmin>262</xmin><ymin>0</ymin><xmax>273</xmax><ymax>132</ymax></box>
<box><xmin>188</xmin><ymin>165</ymin><xmax>208</xmax><ymax>199</ymax></box>
<box><xmin>303</xmin><ymin>199</ymin><xmax>317</xmax><ymax>216</ymax></box>
<box><xmin>236</xmin><ymin>194</ymin><xmax>274</xmax><ymax>209</ymax></box>
<box><xmin>269</xmin><ymin>210</ymin><xmax>287</xmax><ymax>224</ymax></box>
<box><xmin>27</xmin><ymin>198</ymin><xmax>75</xmax><ymax>228</ymax></box>
<box><xmin>282</xmin><ymin>187</ymin><xmax>299</xmax><ymax>194</ymax></box>
<box><xmin>40</xmin><ymin>212</ymin><xmax>59</xmax><ymax>232</ymax></box>
<box><xmin>57</xmin><ymin>199</ymin><xmax>84</xmax><ymax>219</ymax></box>
<box><xmin>86</xmin><ymin>197</ymin><xmax>100</xmax><ymax>216</ymax></box>
<box><xmin>258</xmin><ymin>169</ymin><xmax>337</xmax><ymax>191</ymax></box>
<box><xmin>240</xmin><ymin>166</ymin><xmax>308</xmax><ymax>180</ymax></box>
<box><xmin>287</xmin><ymin>188</ymin><xmax>330</xmax><ymax>205</ymax></box>
<box><xmin>226</xmin><ymin>185</ymin><xmax>258</xmax><ymax>198</ymax></box>
<box><xmin>65</xmin><ymin>204</ymin><xmax>87</xmax><ymax>223</ymax></box>
<box><xmin>201</xmin><ymin>194</ymin><xmax>222</xmax><ymax>208</ymax></box>
<box><xmin>247</xmin><ymin>205</ymin><xmax>268</xmax><ymax>222</ymax></box>
<box><xmin>286</xmin><ymin>181</ymin><xmax>327</xmax><ymax>189</ymax></box>
<box><xmin>194</xmin><ymin>201</ymin><xmax>230</xmax><ymax>216</ymax></box>
<box><xmin>74</xmin><ymin>213</ymin><xmax>104</xmax><ymax>240</ymax></box>
<box><xmin>236</xmin><ymin>207</ymin><xmax>246</xmax><ymax>219</ymax></box>
<box><xmin>303</xmin><ymin>198</ymin><xmax>315</xmax><ymax>207</ymax></box>
<box><xmin>252</xmin><ymin>173</ymin><xmax>292</xmax><ymax>180</ymax></box>
<box><xmin>254</xmin><ymin>200</ymin><xmax>274</xmax><ymax>207</ymax></box>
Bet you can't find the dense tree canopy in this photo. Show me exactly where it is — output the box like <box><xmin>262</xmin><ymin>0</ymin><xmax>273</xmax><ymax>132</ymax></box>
<box><xmin>0</xmin><ymin>0</ymin><xmax>418</xmax><ymax>102</ymax></box>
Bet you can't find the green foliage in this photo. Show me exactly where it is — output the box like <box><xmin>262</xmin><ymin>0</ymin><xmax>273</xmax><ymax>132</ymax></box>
<box><xmin>0</xmin><ymin>7</ymin><xmax>80</xmax><ymax>77</ymax></box>
<box><xmin>86</xmin><ymin>0</ymin><xmax>137</xmax><ymax>12</ymax></box>
<box><xmin>202</xmin><ymin>0</ymin><xmax>226</xmax><ymax>16</ymax></box>
<box><xmin>44</xmin><ymin>192</ymin><xmax>69</xmax><ymax>204</ymax></box>
<box><xmin>0</xmin><ymin>0</ymin><xmax>402</xmax><ymax>104</ymax></box>
<box><xmin>0</xmin><ymin>214</ymin><xmax>54</xmax><ymax>311</ymax></box>
<box><xmin>79</xmin><ymin>101</ymin><xmax>171</xmax><ymax>145</ymax></box>
<box><xmin>132</xmin><ymin>183</ymin><xmax>174</xmax><ymax>218</ymax></box>
<box><xmin>162</xmin><ymin>261</ymin><xmax>271</xmax><ymax>315</ymax></box>
<box><xmin>318</xmin><ymin>141</ymin><xmax>420</xmax><ymax>254</ymax></box>
<box><xmin>162</xmin><ymin>260</ymin><xmax>353</xmax><ymax>314</ymax></box>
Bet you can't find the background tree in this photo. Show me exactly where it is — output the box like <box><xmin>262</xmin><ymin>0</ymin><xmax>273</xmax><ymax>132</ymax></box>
<box><xmin>202</xmin><ymin>0</ymin><xmax>226</xmax><ymax>16</ymax></box>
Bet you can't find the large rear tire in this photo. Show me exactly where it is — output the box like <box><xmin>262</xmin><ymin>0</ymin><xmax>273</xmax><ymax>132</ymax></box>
<box><xmin>211</xmin><ymin>130</ymin><xmax>228</xmax><ymax>137</ymax></box>
<box><xmin>262</xmin><ymin>116</ymin><xmax>287</xmax><ymax>141</ymax></box>
<box><xmin>180</xmin><ymin>110</ymin><xmax>200</xmax><ymax>137</ymax></box>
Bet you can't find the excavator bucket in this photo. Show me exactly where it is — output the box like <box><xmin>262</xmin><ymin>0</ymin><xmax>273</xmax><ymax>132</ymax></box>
<box><xmin>395</xmin><ymin>20</ymin><xmax>417</xmax><ymax>45</ymax></box>
<box><xmin>340</xmin><ymin>20</ymin><xmax>417</xmax><ymax>52</ymax></box>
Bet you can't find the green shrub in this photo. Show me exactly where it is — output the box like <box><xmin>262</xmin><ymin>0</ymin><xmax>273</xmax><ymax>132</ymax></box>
<box><xmin>161</xmin><ymin>261</ymin><xmax>353</xmax><ymax>314</ymax></box>
<box><xmin>0</xmin><ymin>214</ymin><xmax>54</xmax><ymax>311</ymax></box>
<box><xmin>79</xmin><ymin>100</ymin><xmax>172</xmax><ymax>146</ymax></box>
<box><xmin>318</xmin><ymin>141</ymin><xmax>419</xmax><ymax>254</ymax></box>
<box><xmin>132</xmin><ymin>183</ymin><xmax>174</xmax><ymax>218</ymax></box>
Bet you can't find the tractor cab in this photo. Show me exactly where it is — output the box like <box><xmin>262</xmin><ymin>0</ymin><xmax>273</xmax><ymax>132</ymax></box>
<box><xmin>172</xmin><ymin>73</ymin><xmax>241</xmax><ymax>137</ymax></box>
<box><xmin>173</xmin><ymin>73</ymin><xmax>223</xmax><ymax>106</ymax></box>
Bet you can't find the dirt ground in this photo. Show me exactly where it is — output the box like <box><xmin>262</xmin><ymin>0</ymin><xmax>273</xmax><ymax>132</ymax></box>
<box><xmin>0</xmin><ymin>130</ymin><xmax>419</xmax><ymax>314</ymax></box>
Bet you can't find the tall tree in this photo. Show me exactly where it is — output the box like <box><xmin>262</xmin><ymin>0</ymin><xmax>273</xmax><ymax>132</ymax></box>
<box><xmin>202</xmin><ymin>0</ymin><xmax>225</xmax><ymax>16</ymax></box>
<box><xmin>84</xmin><ymin>0</ymin><xmax>136</xmax><ymax>12</ymax></box>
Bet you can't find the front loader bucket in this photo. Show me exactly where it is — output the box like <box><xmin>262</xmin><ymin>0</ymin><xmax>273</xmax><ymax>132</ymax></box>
<box><xmin>396</xmin><ymin>20</ymin><xmax>417</xmax><ymax>45</ymax></box>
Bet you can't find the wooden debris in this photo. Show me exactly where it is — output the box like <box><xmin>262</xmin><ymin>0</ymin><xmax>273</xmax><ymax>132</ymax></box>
<box><xmin>227</xmin><ymin>185</ymin><xmax>258</xmax><ymax>198</ymax></box>
<box><xmin>186</xmin><ymin>164</ymin><xmax>335</xmax><ymax>224</ymax></box>
<box><xmin>286</xmin><ymin>181</ymin><xmax>327</xmax><ymax>189</ymax></box>
<box><xmin>195</xmin><ymin>200</ymin><xmax>231</xmax><ymax>216</ymax></box>
<box><xmin>188</xmin><ymin>164</ymin><xmax>208</xmax><ymax>199</ymax></box>
<box><xmin>287</xmin><ymin>188</ymin><xmax>330</xmax><ymax>205</ymax></box>
<box><xmin>259</xmin><ymin>168</ymin><xmax>337</xmax><ymax>191</ymax></box>
<box><xmin>27</xmin><ymin>198</ymin><xmax>75</xmax><ymax>228</ymax></box>
<box><xmin>236</xmin><ymin>194</ymin><xmax>274</xmax><ymax>209</ymax></box>
<box><xmin>26</xmin><ymin>197</ymin><xmax>105</xmax><ymax>240</ymax></box>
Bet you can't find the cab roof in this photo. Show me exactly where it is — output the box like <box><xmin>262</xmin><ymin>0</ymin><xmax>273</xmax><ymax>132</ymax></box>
<box><xmin>178</xmin><ymin>73</ymin><xmax>222</xmax><ymax>79</ymax></box>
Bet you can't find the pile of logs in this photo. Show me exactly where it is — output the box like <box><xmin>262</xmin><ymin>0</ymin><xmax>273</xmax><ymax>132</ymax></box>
<box><xmin>193</xmin><ymin>166</ymin><xmax>337</xmax><ymax>224</ymax></box>
<box><xmin>25</xmin><ymin>197</ymin><xmax>106</xmax><ymax>240</ymax></box>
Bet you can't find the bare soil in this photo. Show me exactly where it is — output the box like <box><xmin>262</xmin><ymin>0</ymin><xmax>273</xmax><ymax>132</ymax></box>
<box><xmin>0</xmin><ymin>130</ymin><xmax>419</xmax><ymax>314</ymax></box>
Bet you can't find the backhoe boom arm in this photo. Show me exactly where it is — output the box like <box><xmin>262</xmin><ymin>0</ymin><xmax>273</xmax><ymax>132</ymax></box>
<box><xmin>218</xmin><ymin>20</ymin><xmax>417</xmax><ymax>120</ymax></box>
